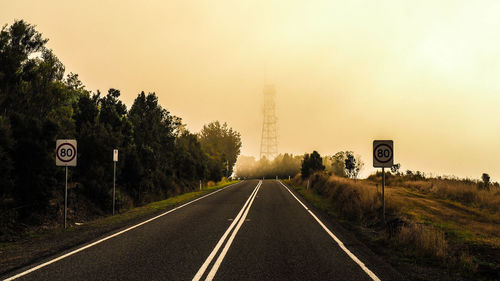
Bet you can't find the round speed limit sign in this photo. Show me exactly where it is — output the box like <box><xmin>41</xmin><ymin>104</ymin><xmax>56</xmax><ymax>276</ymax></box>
<box><xmin>56</xmin><ymin>139</ymin><xmax>77</xmax><ymax>166</ymax></box>
<box><xmin>373</xmin><ymin>140</ymin><xmax>393</xmax><ymax>168</ymax></box>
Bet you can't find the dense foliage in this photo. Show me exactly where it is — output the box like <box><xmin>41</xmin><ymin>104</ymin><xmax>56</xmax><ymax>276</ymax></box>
<box><xmin>301</xmin><ymin>151</ymin><xmax>325</xmax><ymax>178</ymax></box>
<box><xmin>0</xmin><ymin>20</ymin><xmax>241</xmax><ymax>221</ymax></box>
<box><xmin>199</xmin><ymin>121</ymin><xmax>241</xmax><ymax>180</ymax></box>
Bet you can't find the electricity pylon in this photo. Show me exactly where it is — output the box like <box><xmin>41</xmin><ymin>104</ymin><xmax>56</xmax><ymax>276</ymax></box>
<box><xmin>260</xmin><ymin>84</ymin><xmax>278</xmax><ymax>159</ymax></box>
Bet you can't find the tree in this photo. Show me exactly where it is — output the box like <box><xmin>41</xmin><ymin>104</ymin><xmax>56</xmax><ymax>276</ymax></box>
<box><xmin>0</xmin><ymin>20</ymin><xmax>48</xmax><ymax>113</ymax></box>
<box><xmin>234</xmin><ymin>153</ymin><xmax>302</xmax><ymax>179</ymax></box>
<box><xmin>481</xmin><ymin>173</ymin><xmax>490</xmax><ymax>190</ymax></box>
<box><xmin>329</xmin><ymin>152</ymin><xmax>348</xmax><ymax>177</ymax></box>
<box><xmin>344</xmin><ymin>152</ymin><xmax>364</xmax><ymax>179</ymax></box>
<box><xmin>391</xmin><ymin>163</ymin><xmax>401</xmax><ymax>175</ymax></box>
<box><xmin>0</xmin><ymin>20</ymin><xmax>74</xmax><ymax>214</ymax></box>
<box><xmin>174</xmin><ymin>131</ymin><xmax>207</xmax><ymax>181</ymax></box>
<box><xmin>199</xmin><ymin>121</ymin><xmax>242</xmax><ymax>180</ymax></box>
<box><xmin>301</xmin><ymin>151</ymin><xmax>325</xmax><ymax>179</ymax></box>
<box><xmin>344</xmin><ymin>153</ymin><xmax>356</xmax><ymax>178</ymax></box>
<box><xmin>74</xmin><ymin>89</ymin><xmax>134</xmax><ymax>207</ymax></box>
<box><xmin>128</xmin><ymin>91</ymin><xmax>178</xmax><ymax>201</ymax></box>
<box><xmin>0</xmin><ymin>19</ymin><xmax>247</xmax><ymax>225</ymax></box>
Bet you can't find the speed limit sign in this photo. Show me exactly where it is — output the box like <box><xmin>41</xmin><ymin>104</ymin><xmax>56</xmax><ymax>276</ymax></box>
<box><xmin>56</xmin><ymin>139</ymin><xmax>77</xmax><ymax>166</ymax></box>
<box><xmin>373</xmin><ymin>140</ymin><xmax>393</xmax><ymax>168</ymax></box>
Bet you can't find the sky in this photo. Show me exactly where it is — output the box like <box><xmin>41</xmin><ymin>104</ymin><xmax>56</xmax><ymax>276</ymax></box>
<box><xmin>2</xmin><ymin>0</ymin><xmax>500</xmax><ymax>180</ymax></box>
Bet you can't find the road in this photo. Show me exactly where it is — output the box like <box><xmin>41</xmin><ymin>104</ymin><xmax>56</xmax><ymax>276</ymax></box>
<box><xmin>3</xmin><ymin>180</ymin><xmax>403</xmax><ymax>281</ymax></box>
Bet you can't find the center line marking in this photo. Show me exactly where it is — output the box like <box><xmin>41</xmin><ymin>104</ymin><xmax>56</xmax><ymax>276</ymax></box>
<box><xmin>3</xmin><ymin>181</ymin><xmax>243</xmax><ymax>281</ymax></box>
<box><xmin>192</xmin><ymin>180</ymin><xmax>261</xmax><ymax>281</ymax></box>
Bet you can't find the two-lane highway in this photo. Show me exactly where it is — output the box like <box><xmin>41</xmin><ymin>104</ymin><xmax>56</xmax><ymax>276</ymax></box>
<box><xmin>3</xmin><ymin>180</ymin><xmax>402</xmax><ymax>281</ymax></box>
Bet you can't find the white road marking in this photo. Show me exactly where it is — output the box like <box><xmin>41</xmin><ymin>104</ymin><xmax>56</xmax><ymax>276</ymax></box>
<box><xmin>3</xmin><ymin>181</ymin><xmax>243</xmax><ymax>281</ymax></box>
<box><xmin>279</xmin><ymin>181</ymin><xmax>381</xmax><ymax>281</ymax></box>
<box><xmin>205</xmin><ymin>182</ymin><xmax>261</xmax><ymax>281</ymax></box>
<box><xmin>192</xmin><ymin>181</ymin><xmax>261</xmax><ymax>281</ymax></box>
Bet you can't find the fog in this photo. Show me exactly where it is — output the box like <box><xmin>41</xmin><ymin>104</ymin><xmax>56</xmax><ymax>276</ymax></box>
<box><xmin>2</xmin><ymin>0</ymin><xmax>500</xmax><ymax>180</ymax></box>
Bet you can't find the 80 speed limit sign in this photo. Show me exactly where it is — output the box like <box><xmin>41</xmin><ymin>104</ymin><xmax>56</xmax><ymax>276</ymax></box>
<box><xmin>373</xmin><ymin>140</ymin><xmax>393</xmax><ymax>168</ymax></box>
<box><xmin>56</xmin><ymin>139</ymin><xmax>77</xmax><ymax>166</ymax></box>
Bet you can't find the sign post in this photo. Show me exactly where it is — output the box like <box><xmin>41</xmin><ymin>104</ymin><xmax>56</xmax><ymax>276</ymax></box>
<box><xmin>373</xmin><ymin>140</ymin><xmax>393</xmax><ymax>222</ymax></box>
<box><xmin>56</xmin><ymin>139</ymin><xmax>77</xmax><ymax>229</ymax></box>
<box><xmin>113</xmin><ymin>149</ymin><xmax>118</xmax><ymax>215</ymax></box>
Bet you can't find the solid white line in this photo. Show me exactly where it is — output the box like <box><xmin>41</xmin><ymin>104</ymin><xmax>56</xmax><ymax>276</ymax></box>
<box><xmin>192</xmin><ymin>181</ymin><xmax>261</xmax><ymax>281</ymax></box>
<box><xmin>278</xmin><ymin>181</ymin><xmax>381</xmax><ymax>281</ymax></box>
<box><xmin>205</xmin><ymin>182</ymin><xmax>261</xmax><ymax>281</ymax></box>
<box><xmin>3</xmin><ymin>181</ymin><xmax>243</xmax><ymax>281</ymax></box>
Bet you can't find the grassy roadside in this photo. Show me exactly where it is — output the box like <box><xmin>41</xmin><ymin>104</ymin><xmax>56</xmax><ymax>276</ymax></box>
<box><xmin>86</xmin><ymin>180</ymin><xmax>239</xmax><ymax>228</ymax></box>
<box><xmin>0</xmin><ymin>180</ymin><xmax>239</xmax><ymax>276</ymax></box>
<box><xmin>283</xmin><ymin>176</ymin><xmax>500</xmax><ymax>281</ymax></box>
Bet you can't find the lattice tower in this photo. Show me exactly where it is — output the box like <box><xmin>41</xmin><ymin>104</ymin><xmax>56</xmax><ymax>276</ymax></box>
<box><xmin>260</xmin><ymin>85</ymin><xmax>278</xmax><ymax>159</ymax></box>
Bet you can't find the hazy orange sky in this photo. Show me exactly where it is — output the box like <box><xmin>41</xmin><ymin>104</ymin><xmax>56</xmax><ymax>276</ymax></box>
<box><xmin>2</xmin><ymin>1</ymin><xmax>500</xmax><ymax>180</ymax></box>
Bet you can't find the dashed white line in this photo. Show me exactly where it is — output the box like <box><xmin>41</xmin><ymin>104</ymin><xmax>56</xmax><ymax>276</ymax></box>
<box><xmin>278</xmin><ymin>181</ymin><xmax>381</xmax><ymax>281</ymax></box>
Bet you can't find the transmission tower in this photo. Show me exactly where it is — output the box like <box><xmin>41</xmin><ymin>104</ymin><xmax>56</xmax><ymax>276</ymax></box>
<box><xmin>260</xmin><ymin>84</ymin><xmax>278</xmax><ymax>159</ymax></box>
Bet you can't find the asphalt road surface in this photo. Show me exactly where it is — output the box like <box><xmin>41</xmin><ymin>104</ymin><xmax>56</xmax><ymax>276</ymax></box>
<box><xmin>3</xmin><ymin>180</ymin><xmax>403</xmax><ymax>281</ymax></box>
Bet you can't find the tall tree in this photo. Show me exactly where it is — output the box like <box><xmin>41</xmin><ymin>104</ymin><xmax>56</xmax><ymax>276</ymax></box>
<box><xmin>174</xmin><ymin>131</ymin><xmax>207</xmax><ymax>181</ymax></box>
<box><xmin>128</xmin><ymin>92</ymin><xmax>179</xmax><ymax>201</ymax></box>
<box><xmin>0</xmin><ymin>20</ymin><xmax>75</xmax><ymax>214</ymax></box>
<box><xmin>481</xmin><ymin>173</ymin><xmax>491</xmax><ymax>190</ymax></box>
<box><xmin>74</xmin><ymin>89</ymin><xmax>133</xmax><ymax>207</ymax></box>
<box><xmin>344</xmin><ymin>152</ymin><xmax>363</xmax><ymax>179</ymax></box>
<box><xmin>199</xmin><ymin>121</ymin><xmax>242</xmax><ymax>180</ymax></box>
<box><xmin>301</xmin><ymin>151</ymin><xmax>325</xmax><ymax>179</ymax></box>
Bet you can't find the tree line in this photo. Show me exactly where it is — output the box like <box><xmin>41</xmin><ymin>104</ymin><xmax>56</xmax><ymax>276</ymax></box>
<box><xmin>235</xmin><ymin>154</ymin><xmax>302</xmax><ymax>179</ymax></box>
<box><xmin>235</xmin><ymin>151</ymin><xmax>364</xmax><ymax>180</ymax></box>
<box><xmin>0</xmin><ymin>20</ymin><xmax>241</xmax><ymax>221</ymax></box>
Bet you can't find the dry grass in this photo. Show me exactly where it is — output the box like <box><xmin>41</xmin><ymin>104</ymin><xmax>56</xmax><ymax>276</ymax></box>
<box><xmin>292</xmin><ymin>173</ymin><xmax>500</xmax><ymax>276</ymax></box>
<box><xmin>396</xmin><ymin>222</ymin><xmax>448</xmax><ymax>259</ymax></box>
<box><xmin>400</xmin><ymin>178</ymin><xmax>500</xmax><ymax>214</ymax></box>
<box><xmin>304</xmin><ymin>173</ymin><xmax>381</xmax><ymax>222</ymax></box>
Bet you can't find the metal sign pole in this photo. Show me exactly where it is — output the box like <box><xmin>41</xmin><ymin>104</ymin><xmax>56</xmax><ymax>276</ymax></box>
<box><xmin>200</xmin><ymin>180</ymin><xmax>202</xmax><ymax>191</ymax></box>
<box><xmin>373</xmin><ymin>140</ymin><xmax>393</xmax><ymax>223</ymax></box>
<box><xmin>65</xmin><ymin>166</ymin><xmax>68</xmax><ymax>229</ymax></box>
<box><xmin>113</xmin><ymin>161</ymin><xmax>116</xmax><ymax>215</ymax></box>
<box><xmin>56</xmin><ymin>139</ymin><xmax>77</xmax><ymax>229</ymax></box>
<box><xmin>382</xmin><ymin>167</ymin><xmax>385</xmax><ymax>222</ymax></box>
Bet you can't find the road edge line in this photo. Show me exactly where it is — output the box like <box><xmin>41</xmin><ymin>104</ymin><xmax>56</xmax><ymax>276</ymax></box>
<box><xmin>278</xmin><ymin>181</ymin><xmax>381</xmax><ymax>281</ymax></box>
<box><xmin>3</xmin><ymin>181</ymin><xmax>243</xmax><ymax>281</ymax></box>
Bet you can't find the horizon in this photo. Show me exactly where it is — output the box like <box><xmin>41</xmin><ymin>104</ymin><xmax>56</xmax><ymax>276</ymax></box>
<box><xmin>2</xmin><ymin>0</ymin><xmax>499</xmax><ymax>181</ymax></box>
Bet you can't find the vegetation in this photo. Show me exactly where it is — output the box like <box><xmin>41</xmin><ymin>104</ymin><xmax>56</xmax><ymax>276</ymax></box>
<box><xmin>234</xmin><ymin>150</ymin><xmax>364</xmax><ymax>180</ymax></box>
<box><xmin>0</xmin><ymin>179</ymin><xmax>238</xmax><ymax>275</ymax></box>
<box><xmin>289</xmin><ymin>170</ymin><xmax>500</xmax><ymax>280</ymax></box>
<box><xmin>301</xmin><ymin>151</ymin><xmax>325</xmax><ymax>178</ymax></box>
<box><xmin>235</xmin><ymin>153</ymin><xmax>302</xmax><ymax>179</ymax></box>
<box><xmin>322</xmin><ymin>151</ymin><xmax>364</xmax><ymax>179</ymax></box>
<box><xmin>199</xmin><ymin>121</ymin><xmax>242</xmax><ymax>180</ymax></box>
<box><xmin>0</xmin><ymin>20</ymin><xmax>241</xmax><ymax>231</ymax></box>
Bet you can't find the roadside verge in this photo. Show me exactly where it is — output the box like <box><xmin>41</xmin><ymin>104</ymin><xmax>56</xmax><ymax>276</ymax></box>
<box><xmin>0</xmin><ymin>180</ymin><xmax>240</xmax><ymax>278</ymax></box>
